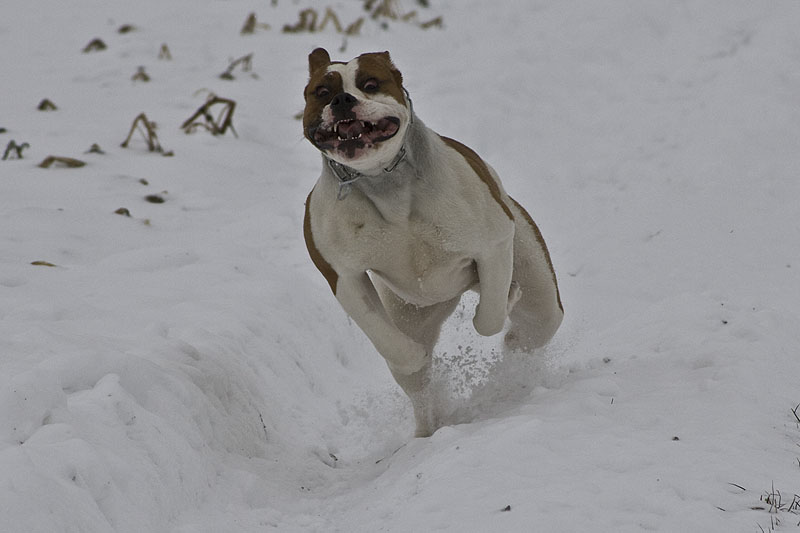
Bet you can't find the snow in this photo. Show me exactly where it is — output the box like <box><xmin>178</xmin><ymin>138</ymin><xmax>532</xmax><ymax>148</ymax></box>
<box><xmin>2</xmin><ymin>0</ymin><xmax>800</xmax><ymax>531</ymax></box>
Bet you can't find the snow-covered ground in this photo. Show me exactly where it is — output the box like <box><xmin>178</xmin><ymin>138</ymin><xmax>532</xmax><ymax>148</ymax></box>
<box><xmin>2</xmin><ymin>1</ymin><xmax>800</xmax><ymax>531</ymax></box>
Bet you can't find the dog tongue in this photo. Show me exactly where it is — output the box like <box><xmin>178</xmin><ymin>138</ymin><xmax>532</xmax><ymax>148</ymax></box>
<box><xmin>337</xmin><ymin>120</ymin><xmax>364</xmax><ymax>139</ymax></box>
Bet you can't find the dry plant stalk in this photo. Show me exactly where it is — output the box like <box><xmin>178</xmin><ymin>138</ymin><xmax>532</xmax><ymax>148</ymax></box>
<box><xmin>242</xmin><ymin>13</ymin><xmax>257</xmax><ymax>34</ymax></box>
<box><xmin>158</xmin><ymin>44</ymin><xmax>172</xmax><ymax>60</ymax></box>
<box><xmin>220</xmin><ymin>53</ymin><xmax>253</xmax><ymax>80</ymax></box>
<box><xmin>345</xmin><ymin>17</ymin><xmax>364</xmax><ymax>35</ymax></box>
<box><xmin>420</xmin><ymin>16</ymin><xmax>443</xmax><ymax>29</ymax></box>
<box><xmin>145</xmin><ymin>194</ymin><xmax>166</xmax><ymax>204</ymax></box>
<box><xmin>121</xmin><ymin>113</ymin><xmax>170</xmax><ymax>154</ymax></box>
<box><xmin>37</xmin><ymin>99</ymin><xmax>57</xmax><ymax>111</ymax></box>
<box><xmin>363</xmin><ymin>0</ymin><xmax>441</xmax><ymax>30</ymax></box>
<box><xmin>131</xmin><ymin>66</ymin><xmax>150</xmax><ymax>82</ymax></box>
<box><xmin>181</xmin><ymin>95</ymin><xmax>238</xmax><ymax>138</ymax></box>
<box><xmin>38</xmin><ymin>156</ymin><xmax>86</xmax><ymax>168</ymax></box>
<box><xmin>241</xmin><ymin>13</ymin><xmax>270</xmax><ymax>34</ymax></box>
<box><xmin>282</xmin><ymin>1</ymin><xmax>436</xmax><ymax>36</ymax></box>
<box><xmin>83</xmin><ymin>38</ymin><xmax>107</xmax><ymax>53</ymax></box>
<box><xmin>3</xmin><ymin>140</ymin><xmax>30</xmax><ymax>160</ymax></box>
<box><xmin>318</xmin><ymin>7</ymin><xmax>343</xmax><ymax>33</ymax></box>
<box><xmin>283</xmin><ymin>7</ymin><xmax>363</xmax><ymax>35</ymax></box>
<box><xmin>369</xmin><ymin>0</ymin><xmax>400</xmax><ymax>20</ymax></box>
<box><xmin>283</xmin><ymin>9</ymin><xmax>318</xmax><ymax>32</ymax></box>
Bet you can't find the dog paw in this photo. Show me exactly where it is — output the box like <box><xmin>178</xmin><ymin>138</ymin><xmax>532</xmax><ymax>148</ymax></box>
<box><xmin>473</xmin><ymin>312</ymin><xmax>504</xmax><ymax>337</ymax></box>
<box><xmin>507</xmin><ymin>281</ymin><xmax>522</xmax><ymax>314</ymax></box>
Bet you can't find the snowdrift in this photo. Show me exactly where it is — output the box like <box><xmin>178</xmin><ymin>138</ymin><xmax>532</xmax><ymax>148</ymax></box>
<box><xmin>2</xmin><ymin>1</ymin><xmax>799</xmax><ymax>531</ymax></box>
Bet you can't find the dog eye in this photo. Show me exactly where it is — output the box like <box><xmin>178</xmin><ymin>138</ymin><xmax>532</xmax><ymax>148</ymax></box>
<box><xmin>362</xmin><ymin>78</ymin><xmax>379</xmax><ymax>92</ymax></box>
<box><xmin>315</xmin><ymin>86</ymin><xmax>331</xmax><ymax>98</ymax></box>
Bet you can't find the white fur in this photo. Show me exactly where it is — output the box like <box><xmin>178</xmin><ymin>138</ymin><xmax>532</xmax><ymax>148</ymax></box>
<box><xmin>322</xmin><ymin>61</ymin><xmax>410</xmax><ymax>174</ymax></box>
<box><xmin>305</xmin><ymin>61</ymin><xmax>563</xmax><ymax>437</ymax></box>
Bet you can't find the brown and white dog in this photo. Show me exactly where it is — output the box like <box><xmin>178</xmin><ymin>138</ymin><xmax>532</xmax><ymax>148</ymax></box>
<box><xmin>302</xmin><ymin>48</ymin><xmax>563</xmax><ymax>437</ymax></box>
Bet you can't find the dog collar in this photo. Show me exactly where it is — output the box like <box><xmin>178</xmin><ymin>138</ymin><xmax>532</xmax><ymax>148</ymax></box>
<box><xmin>326</xmin><ymin>89</ymin><xmax>414</xmax><ymax>201</ymax></box>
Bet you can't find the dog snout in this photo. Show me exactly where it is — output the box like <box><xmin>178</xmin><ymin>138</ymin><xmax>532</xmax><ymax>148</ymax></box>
<box><xmin>330</xmin><ymin>92</ymin><xmax>358</xmax><ymax>119</ymax></box>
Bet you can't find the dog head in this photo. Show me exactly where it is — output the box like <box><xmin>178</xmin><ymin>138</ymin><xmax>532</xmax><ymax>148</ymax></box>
<box><xmin>303</xmin><ymin>48</ymin><xmax>410</xmax><ymax>173</ymax></box>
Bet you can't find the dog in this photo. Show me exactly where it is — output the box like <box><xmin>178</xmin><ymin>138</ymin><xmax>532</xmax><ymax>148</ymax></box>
<box><xmin>302</xmin><ymin>48</ymin><xmax>563</xmax><ymax>437</ymax></box>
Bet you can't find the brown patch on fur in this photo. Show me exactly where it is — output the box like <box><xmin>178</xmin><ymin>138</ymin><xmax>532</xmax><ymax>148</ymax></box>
<box><xmin>308</xmin><ymin>48</ymin><xmax>331</xmax><ymax>74</ymax></box>
<box><xmin>303</xmin><ymin>69</ymin><xmax>343</xmax><ymax>144</ymax></box>
<box><xmin>304</xmin><ymin>189</ymin><xmax>339</xmax><ymax>294</ymax></box>
<box><xmin>508</xmin><ymin>196</ymin><xmax>563</xmax><ymax>313</ymax></box>
<box><xmin>440</xmin><ymin>136</ymin><xmax>514</xmax><ymax>220</ymax></box>
<box><xmin>355</xmin><ymin>51</ymin><xmax>406</xmax><ymax>105</ymax></box>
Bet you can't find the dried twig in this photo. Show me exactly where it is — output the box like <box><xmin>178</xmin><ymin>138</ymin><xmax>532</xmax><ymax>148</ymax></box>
<box><xmin>158</xmin><ymin>44</ymin><xmax>172</xmax><ymax>60</ymax></box>
<box><xmin>370</xmin><ymin>0</ymin><xmax>399</xmax><ymax>20</ymax></box>
<box><xmin>37</xmin><ymin>99</ymin><xmax>57</xmax><ymax>111</ymax></box>
<box><xmin>345</xmin><ymin>17</ymin><xmax>364</xmax><ymax>35</ymax></box>
<box><xmin>792</xmin><ymin>403</ymin><xmax>800</xmax><ymax>424</ymax></box>
<box><xmin>220</xmin><ymin>53</ymin><xmax>254</xmax><ymax>80</ymax></box>
<box><xmin>283</xmin><ymin>2</ymin><xmax>434</xmax><ymax>35</ymax></box>
<box><xmin>241</xmin><ymin>13</ymin><xmax>258</xmax><ymax>34</ymax></box>
<box><xmin>181</xmin><ymin>95</ymin><xmax>238</xmax><ymax>137</ymax></box>
<box><xmin>82</xmin><ymin>38</ymin><xmax>107</xmax><ymax>53</ymax></box>
<box><xmin>283</xmin><ymin>9</ymin><xmax>318</xmax><ymax>32</ymax></box>
<box><xmin>38</xmin><ymin>156</ymin><xmax>86</xmax><ymax>168</ymax></box>
<box><xmin>789</xmin><ymin>493</ymin><xmax>800</xmax><ymax>513</ymax></box>
<box><xmin>401</xmin><ymin>10</ymin><xmax>418</xmax><ymax>23</ymax></box>
<box><xmin>364</xmin><ymin>0</ymin><xmax>441</xmax><ymax>29</ymax></box>
<box><xmin>145</xmin><ymin>194</ymin><xmax>166</xmax><ymax>204</ymax></box>
<box><xmin>241</xmin><ymin>12</ymin><xmax>271</xmax><ymax>34</ymax></box>
<box><xmin>131</xmin><ymin>66</ymin><xmax>150</xmax><ymax>82</ymax></box>
<box><xmin>420</xmin><ymin>16</ymin><xmax>443</xmax><ymax>29</ymax></box>
<box><xmin>2</xmin><ymin>140</ymin><xmax>30</xmax><ymax>160</ymax></box>
<box><xmin>318</xmin><ymin>7</ymin><xmax>343</xmax><ymax>33</ymax></box>
<box><xmin>121</xmin><ymin>113</ymin><xmax>172</xmax><ymax>154</ymax></box>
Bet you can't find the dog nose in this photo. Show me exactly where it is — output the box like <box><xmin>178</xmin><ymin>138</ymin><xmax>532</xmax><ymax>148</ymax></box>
<box><xmin>330</xmin><ymin>92</ymin><xmax>357</xmax><ymax>111</ymax></box>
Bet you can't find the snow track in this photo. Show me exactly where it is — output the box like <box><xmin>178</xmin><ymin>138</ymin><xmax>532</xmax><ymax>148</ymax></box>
<box><xmin>2</xmin><ymin>1</ymin><xmax>800</xmax><ymax>531</ymax></box>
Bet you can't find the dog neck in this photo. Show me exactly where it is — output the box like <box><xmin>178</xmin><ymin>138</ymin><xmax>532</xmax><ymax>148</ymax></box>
<box><xmin>324</xmin><ymin>90</ymin><xmax>415</xmax><ymax>201</ymax></box>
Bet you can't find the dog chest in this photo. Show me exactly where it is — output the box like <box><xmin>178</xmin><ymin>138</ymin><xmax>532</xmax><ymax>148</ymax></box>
<box><xmin>322</xmin><ymin>207</ymin><xmax>479</xmax><ymax>304</ymax></box>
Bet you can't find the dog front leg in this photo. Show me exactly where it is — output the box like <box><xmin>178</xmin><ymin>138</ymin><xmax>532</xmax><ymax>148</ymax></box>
<box><xmin>336</xmin><ymin>272</ymin><xmax>429</xmax><ymax>375</ymax></box>
<box><xmin>473</xmin><ymin>237</ymin><xmax>518</xmax><ymax>337</ymax></box>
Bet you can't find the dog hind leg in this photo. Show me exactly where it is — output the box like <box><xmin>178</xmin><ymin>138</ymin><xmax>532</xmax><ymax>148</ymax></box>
<box><xmin>504</xmin><ymin>197</ymin><xmax>564</xmax><ymax>353</ymax></box>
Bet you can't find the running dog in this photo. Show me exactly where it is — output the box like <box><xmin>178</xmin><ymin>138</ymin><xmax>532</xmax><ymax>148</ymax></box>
<box><xmin>302</xmin><ymin>48</ymin><xmax>563</xmax><ymax>437</ymax></box>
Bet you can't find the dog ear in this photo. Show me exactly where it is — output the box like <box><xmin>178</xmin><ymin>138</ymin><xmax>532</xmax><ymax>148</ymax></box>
<box><xmin>379</xmin><ymin>51</ymin><xmax>404</xmax><ymax>93</ymax></box>
<box><xmin>308</xmin><ymin>48</ymin><xmax>331</xmax><ymax>75</ymax></box>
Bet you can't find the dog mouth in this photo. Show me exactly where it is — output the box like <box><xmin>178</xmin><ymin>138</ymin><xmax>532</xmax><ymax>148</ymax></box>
<box><xmin>312</xmin><ymin>117</ymin><xmax>400</xmax><ymax>159</ymax></box>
